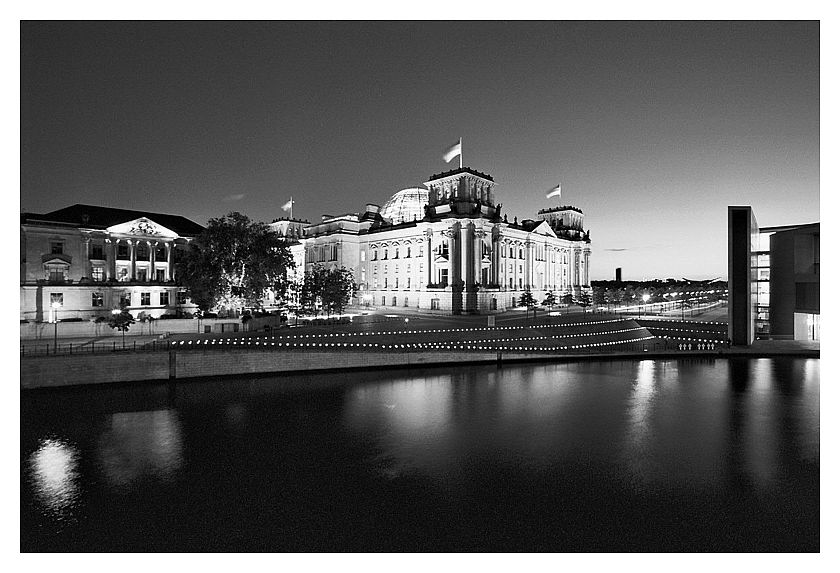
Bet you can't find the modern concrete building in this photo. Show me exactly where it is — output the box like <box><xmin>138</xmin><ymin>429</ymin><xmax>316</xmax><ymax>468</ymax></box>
<box><xmin>727</xmin><ymin>205</ymin><xmax>819</xmax><ymax>344</ymax></box>
<box><xmin>289</xmin><ymin>166</ymin><xmax>592</xmax><ymax>314</ymax></box>
<box><xmin>20</xmin><ymin>204</ymin><xmax>203</xmax><ymax>322</ymax></box>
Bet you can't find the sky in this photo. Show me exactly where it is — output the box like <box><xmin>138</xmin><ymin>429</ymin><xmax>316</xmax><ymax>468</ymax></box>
<box><xmin>20</xmin><ymin>21</ymin><xmax>819</xmax><ymax>281</ymax></box>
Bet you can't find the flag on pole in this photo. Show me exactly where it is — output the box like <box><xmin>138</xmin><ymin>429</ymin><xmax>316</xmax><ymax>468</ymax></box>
<box><xmin>442</xmin><ymin>139</ymin><xmax>462</xmax><ymax>164</ymax></box>
<box><xmin>281</xmin><ymin>198</ymin><xmax>294</xmax><ymax>211</ymax></box>
<box><xmin>546</xmin><ymin>183</ymin><xmax>562</xmax><ymax>200</ymax></box>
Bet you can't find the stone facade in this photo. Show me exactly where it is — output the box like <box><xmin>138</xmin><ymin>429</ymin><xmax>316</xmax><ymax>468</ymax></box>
<box><xmin>20</xmin><ymin>204</ymin><xmax>203</xmax><ymax>322</ymax></box>
<box><xmin>295</xmin><ymin>167</ymin><xmax>592</xmax><ymax>315</ymax></box>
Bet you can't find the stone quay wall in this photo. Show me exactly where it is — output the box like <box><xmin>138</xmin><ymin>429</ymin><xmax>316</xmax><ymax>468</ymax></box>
<box><xmin>20</xmin><ymin>348</ymin><xmax>506</xmax><ymax>389</ymax></box>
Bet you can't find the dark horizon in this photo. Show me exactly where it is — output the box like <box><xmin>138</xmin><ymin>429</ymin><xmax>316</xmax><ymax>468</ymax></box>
<box><xmin>20</xmin><ymin>21</ymin><xmax>819</xmax><ymax>281</ymax></box>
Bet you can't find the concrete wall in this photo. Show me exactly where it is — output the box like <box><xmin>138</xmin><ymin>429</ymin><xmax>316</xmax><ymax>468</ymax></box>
<box><xmin>21</xmin><ymin>349</ymin><xmax>506</xmax><ymax>389</ymax></box>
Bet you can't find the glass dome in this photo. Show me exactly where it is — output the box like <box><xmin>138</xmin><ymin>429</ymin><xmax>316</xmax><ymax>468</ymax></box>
<box><xmin>380</xmin><ymin>187</ymin><xmax>429</xmax><ymax>224</ymax></box>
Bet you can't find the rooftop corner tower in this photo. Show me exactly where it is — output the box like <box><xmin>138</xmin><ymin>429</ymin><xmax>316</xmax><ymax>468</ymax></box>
<box><xmin>424</xmin><ymin>167</ymin><xmax>499</xmax><ymax>220</ymax></box>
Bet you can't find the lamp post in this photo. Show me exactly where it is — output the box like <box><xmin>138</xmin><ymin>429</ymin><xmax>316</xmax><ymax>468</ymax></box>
<box><xmin>51</xmin><ymin>301</ymin><xmax>62</xmax><ymax>353</ymax></box>
<box><xmin>642</xmin><ymin>293</ymin><xmax>650</xmax><ymax>318</ymax></box>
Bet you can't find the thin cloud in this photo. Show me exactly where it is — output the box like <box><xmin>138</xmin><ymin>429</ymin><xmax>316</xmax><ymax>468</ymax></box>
<box><xmin>604</xmin><ymin>248</ymin><xmax>628</xmax><ymax>252</ymax></box>
<box><xmin>223</xmin><ymin>193</ymin><xmax>246</xmax><ymax>202</ymax></box>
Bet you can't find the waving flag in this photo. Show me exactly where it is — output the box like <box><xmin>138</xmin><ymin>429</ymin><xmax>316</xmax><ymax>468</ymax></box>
<box><xmin>281</xmin><ymin>198</ymin><xmax>294</xmax><ymax>211</ymax></box>
<box><xmin>546</xmin><ymin>183</ymin><xmax>562</xmax><ymax>199</ymax></box>
<box><xmin>443</xmin><ymin>139</ymin><xmax>462</xmax><ymax>164</ymax></box>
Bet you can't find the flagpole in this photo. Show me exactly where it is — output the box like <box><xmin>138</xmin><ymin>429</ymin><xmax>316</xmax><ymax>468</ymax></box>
<box><xmin>459</xmin><ymin>137</ymin><xmax>463</xmax><ymax>169</ymax></box>
<box><xmin>290</xmin><ymin>196</ymin><xmax>293</xmax><ymax>220</ymax></box>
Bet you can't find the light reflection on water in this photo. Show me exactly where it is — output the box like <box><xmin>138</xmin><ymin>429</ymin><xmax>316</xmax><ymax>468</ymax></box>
<box><xmin>28</xmin><ymin>438</ymin><xmax>81</xmax><ymax>520</ymax></box>
<box><xmin>21</xmin><ymin>358</ymin><xmax>820</xmax><ymax>551</ymax></box>
<box><xmin>96</xmin><ymin>409</ymin><xmax>183</xmax><ymax>487</ymax></box>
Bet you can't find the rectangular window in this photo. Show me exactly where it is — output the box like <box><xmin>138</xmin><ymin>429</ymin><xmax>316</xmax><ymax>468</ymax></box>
<box><xmin>155</xmin><ymin>246</ymin><xmax>166</xmax><ymax>261</ymax></box>
<box><xmin>91</xmin><ymin>292</ymin><xmax>103</xmax><ymax>307</ymax></box>
<box><xmin>418</xmin><ymin>245</ymin><xmax>423</xmax><ymax>257</ymax></box>
<box><xmin>50</xmin><ymin>241</ymin><xmax>63</xmax><ymax>255</ymax></box>
<box><xmin>47</xmin><ymin>266</ymin><xmax>65</xmax><ymax>282</ymax></box>
<box><xmin>50</xmin><ymin>292</ymin><xmax>63</xmax><ymax>306</ymax></box>
<box><xmin>385</xmin><ymin>277</ymin><xmax>388</xmax><ymax>288</ymax></box>
<box><xmin>141</xmin><ymin>292</ymin><xmax>150</xmax><ymax>306</ymax></box>
<box><xmin>159</xmin><ymin>291</ymin><xmax>170</xmax><ymax>306</ymax></box>
<box><xmin>91</xmin><ymin>244</ymin><xmax>104</xmax><ymax>259</ymax></box>
<box><xmin>118</xmin><ymin>244</ymin><xmax>129</xmax><ymax>259</ymax></box>
<box><xmin>156</xmin><ymin>269</ymin><xmax>165</xmax><ymax>282</ymax></box>
<box><xmin>91</xmin><ymin>267</ymin><xmax>104</xmax><ymax>282</ymax></box>
<box><xmin>372</xmin><ymin>250</ymin><xmax>377</xmax><ymax>261</ymax></box>
<box><xmin>120</xmin><ymin>292</ymin><xmax>132</xmax><ymax>307</ymax></box>
<box><xmin>138</xmin><ymin>268</ymin><xmax>148</xmax><ymax>282</ymax></box>
<box><xmin>407</xmin><ymin>277</ymin><xmax>411</xmax><ymax>288</ymax></box>
<box><xmin>177</xmin><ymin>291</ymin><xmax>188</xmax><ymax>305</ymax></box>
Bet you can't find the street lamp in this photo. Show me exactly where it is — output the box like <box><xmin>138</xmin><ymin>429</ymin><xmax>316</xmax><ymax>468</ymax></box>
<box><xmin>642</xmin><ymin>293</ymin><xmax>650</xmax><ymax>318</ymax></box>
<box><xmin>51</xmin><ymin>301</ymin><xmax>62</xmax><ymax>353</ymax></box>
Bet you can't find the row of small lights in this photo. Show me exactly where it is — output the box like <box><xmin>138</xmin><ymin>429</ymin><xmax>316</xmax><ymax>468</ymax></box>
<box><xmin>662</xmin><ymin>335</ymin><xmax>726</xmax><ymax>343</ymax></box>
<box><xmin>180</xmin><ymin>323</ymin><xmax>646</xmax><ymax>345</ymax></box>
<box><xmin>263</xmin><ymin>318</ymin><xmax>635</xmax><ymax>340</ymax></box>
<box><xmin>476</xmin><ymin>327</ymin><xmax>647</xmax><ymax>343</ymax></box>
<box><xmin>644</xmin><ymin>326</ymin><xmax>727</xmax><ymax>334</ymax></box>
<box><xmin>174</xmin><ymin>332</ymin><xmax>654</xmax><ymax>351</ymax></box>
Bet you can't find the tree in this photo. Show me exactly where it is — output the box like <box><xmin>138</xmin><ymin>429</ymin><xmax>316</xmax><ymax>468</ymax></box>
<box><xmin>577</xmin><ymin>292</ymin><xmax>592</xmax><ymax>312</ymax></box>
<box><xmin>108</xmin><ymin>302</ymin><xmax>135</xmax><ymax>348</ymax></box>
<box><xmin>542</xmin><ymin>291</ymin><xmax>557</xmax><ymax>312</ymax></box>
<box><xmin>561</xmin><ymin>293</ymin><xmax>574</xmax><ymax>307</ymax></box>
<box><xmin>592</xmin><ymin>286</ymin><xmax>606</xmax><ymax>308</ymax></box>
<box><xmin>300</xmin><ymin>265</ymin><xmax>357</xmax><ymax>317</ymax></box>
<box><xmin>322</xmin><ymin>267</ymin><xmax>356</xmax><ymax>316</ymax></box>
<box><xmin>177</xmin><ymin>212</ymin><xmax>294</xmax><ymax>313</ymax></box>
<box><xmin>519</xmin><ymin>289</ymin><xmax>536</xmax><ymax>309</ymax></box>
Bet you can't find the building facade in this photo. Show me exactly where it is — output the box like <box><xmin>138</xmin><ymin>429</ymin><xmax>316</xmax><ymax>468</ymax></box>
<box><xmin>727</xmin><ymin>205</ymin><xmax>819</xmax><ymax>344</ymax></box>
<box><xmin>20</xmin><ymin>204</ymin><xmax>203</xmax><ymax>322</ymax></box>
<box><xmin>294</xmin><ymin>166</ymin><xmax>591</xmax><ymax>314</ymax></box>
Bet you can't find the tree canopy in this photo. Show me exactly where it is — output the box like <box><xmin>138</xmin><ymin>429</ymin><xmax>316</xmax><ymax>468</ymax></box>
<box><xmin>299</xmin><ymin>265</ymin><xmax>356</xmax><ymax>316</ymax></box>
<box><xmin>177</xmin><ymin>212</ymin><xmax>294</xmax><ymax>312</ymax></box>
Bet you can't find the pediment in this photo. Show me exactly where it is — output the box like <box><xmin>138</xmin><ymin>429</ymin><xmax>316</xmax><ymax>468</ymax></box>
<box><xmin>107</xmin><ymin>217</ymin><xmax>179</xmax><ymax>238</ymax></box>
<box><xmin>531</xmin><ymin>221</ymin><xmax>558</xmax><ymax>238</ymax></box>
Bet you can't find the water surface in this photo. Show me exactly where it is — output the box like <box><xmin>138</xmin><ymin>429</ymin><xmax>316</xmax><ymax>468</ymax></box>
<box><xmin>21</xmin><ymin>358</ymin><xmax>819</xmax><ymax>551</ymax></box>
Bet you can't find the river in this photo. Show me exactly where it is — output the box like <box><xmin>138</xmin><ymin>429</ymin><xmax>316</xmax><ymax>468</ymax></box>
<box><xmin>21</xmin><ymin>357</ymin><xmax>819</xmax><ymax>551</ymax></box>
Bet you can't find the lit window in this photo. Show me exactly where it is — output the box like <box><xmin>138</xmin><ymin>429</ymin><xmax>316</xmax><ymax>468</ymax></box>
<box><xmin>91</xmin><ymin>267</ymin><xmax>105</xmax><ymax>282</ymax></box>
<box><xmin>91</xmin><ymin>292</ymin><xmax>103</xmax><ymax>307</ymax></box>
<box><xmin>141</xmin><ymin>292</ymin><xmax>150</xmax><ymax>306</ymax></box>
<box><xmin>50</xmin><ymin>293</ymin><xmax>63</xmax><ymax>306</ymax></box>
<box><xmin>361</xmin><ymin>250</ymin><xmax>366</xmax><ymax>262</ymax></box>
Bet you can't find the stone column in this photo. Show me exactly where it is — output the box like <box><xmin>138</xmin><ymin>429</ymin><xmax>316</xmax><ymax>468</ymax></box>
<box><xmin>425</xmin><ymin>230</ymin><xmax>432</xmax><ymax>286</ymax></box>
<box><xmin>150</xmin><ymin>241</ymin><xmax>156</xmax><ymax>282</ymax></box>
<box><xmin>84</xmin><ymin>237</ymin><xmax>91</xmax><ymax>279</ymax></box>
<box><xmin>107</xmin><ymin>239</ymin><xmax>116</xmax><ymax>280</ymax></box>
<box><xmin>584</xmin><ymin>250</ymin><xmax>590</xmax><ymax>287</ymax></box>
<box><xmin>166</xmin><ymin>242</ymin><xmax>173</xmax><ymax>281</ymax></box>
<box><xmin>460</xmin><ymin>222</ymin><xmax>471</xmax><ymax>288</ymax></box>
<box><xmin>524</xmin><ymin>240</ymin><xmax>533</xmax><ymax>290</ymax></box>
<box><xmin>474</xmin><ymin>228</ymin><xmax>484</xmax><ymax>287</ymax></box>
<box><xmin>447</xmin><ymin>227</ymin><xmax>458</xmax><ymax>288</ymax></box>
<box><xmin>490</xmin><ymin>233</ymin><xmax>499</xmax><ymax>286</ymax></box>
<box><xmin>129</xmin><ymin>240</ymin><xmax>136</xmax><ymax>281</ymax></box>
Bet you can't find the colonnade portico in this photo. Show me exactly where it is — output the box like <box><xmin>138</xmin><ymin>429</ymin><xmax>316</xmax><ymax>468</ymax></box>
<box><xmin>103</xmin><ymin>237</ymin><xmax>181</xmax><ymax>282</ymax></box>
